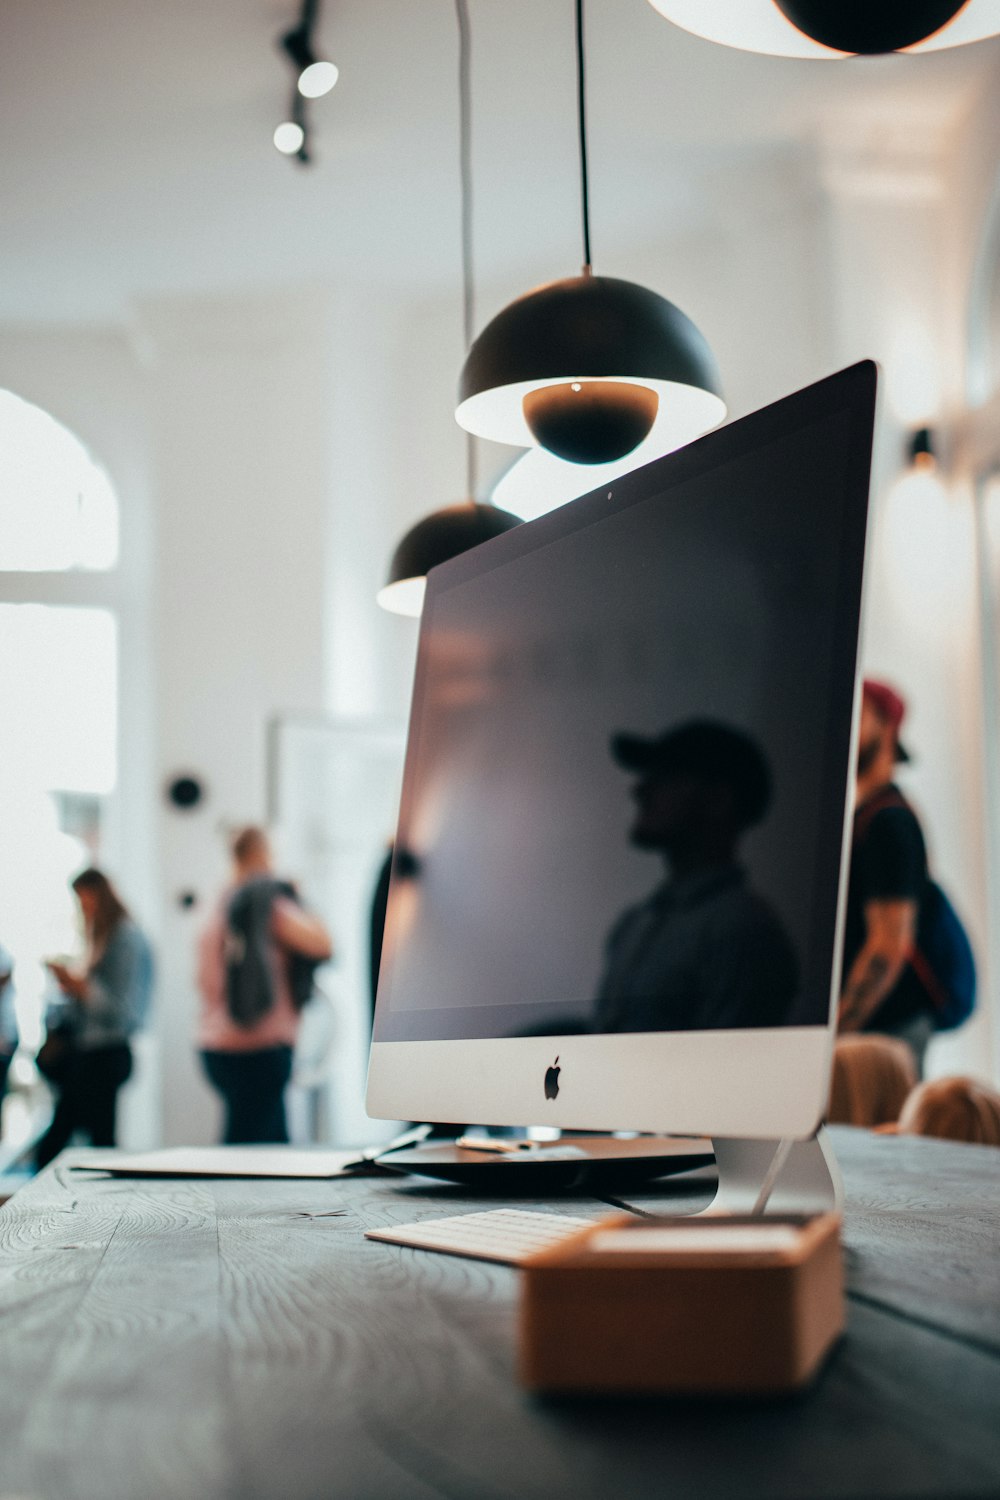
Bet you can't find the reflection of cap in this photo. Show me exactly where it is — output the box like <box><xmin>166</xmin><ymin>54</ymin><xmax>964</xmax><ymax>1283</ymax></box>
<box><xmin>863</xmin><ymin>678</ymin><xmax>911</xmax><ymax>763</ymax></box>
<box><xmin>611</xmin><ymin>720</ymin><xmax>772</xmax><ymax>828</ymax></box>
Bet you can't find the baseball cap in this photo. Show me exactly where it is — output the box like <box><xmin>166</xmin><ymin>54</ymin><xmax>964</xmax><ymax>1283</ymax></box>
<box><xmin>862</xmin><ymin>679</ymin><xmax>911</xmax><ymax>763</ymax></box>
<box><xmin>611</xmin><ymin>719</ymin><xmax>772</xmax><ymax>828</ymax></box>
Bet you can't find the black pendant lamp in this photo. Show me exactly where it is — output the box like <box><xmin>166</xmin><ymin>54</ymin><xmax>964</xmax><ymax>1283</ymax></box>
<box><xmin>378</xmin><ymin>0</ymin><xmax>521</xmax><ymax>618</ymax></box>
<box><xmin>457</xmin><ymin>0</ymin><xmax>725</xmax><ymax>465</ymax></box>
<box><xmin>646</xmin><ymin>1</ymin><xmax>999</xmax><ymax>57</ymax></box>
<box><xmin>378</xmin><ymin>501</ymin><xmax>521</xmax><ymax>617</ymax></box>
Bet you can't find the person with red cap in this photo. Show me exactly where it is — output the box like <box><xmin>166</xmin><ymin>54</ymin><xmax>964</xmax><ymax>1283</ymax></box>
<box><xmin>838</xmin><ymin>679</ymin><xmax>934</xmax><ymax>1071</ymax></box>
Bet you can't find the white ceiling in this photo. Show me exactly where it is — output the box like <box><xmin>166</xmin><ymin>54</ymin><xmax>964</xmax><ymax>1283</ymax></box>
<box><xmin>1</xmin><ymin>0</ymin><xmax>998</xmax><ymax>325</ymax></box>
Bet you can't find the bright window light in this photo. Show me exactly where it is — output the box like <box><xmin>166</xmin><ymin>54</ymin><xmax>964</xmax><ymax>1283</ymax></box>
<box><xmin>0</xmin><ymin>604</ymin><xmax>118</xmax><ymax>795</ymax></box>
<box><xmin>0</xmin><ymin>780</ymin><xmax>87</xmax><ymax>1053</ymax></box>
<box><xmin>298</xmin><ymin>60</ymin><xmax>339</xmax><ymax>98</ymax></box>
<box><xmin>274</xmin><ymin>121</ymin><xmax>305</xmax><ymax>155</ymax></box>
<box><xmin>0</xmin><ymin>390</ymin><xmax>118</xmax><ymax>571</ymax></box>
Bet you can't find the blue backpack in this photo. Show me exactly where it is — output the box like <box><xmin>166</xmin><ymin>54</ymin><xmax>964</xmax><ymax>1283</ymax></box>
<box><xmin>860</xmin><ymin>790</ymin><xmax>977</xmax><ymax>1032</ymax></box>
<box><xmin>912</xmin><ymin>879</ymin><xmax>977</xmax><ymax>1032</ymax></box>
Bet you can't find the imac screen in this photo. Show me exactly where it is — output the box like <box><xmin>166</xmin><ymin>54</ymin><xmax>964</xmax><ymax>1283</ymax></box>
<box><xmin>376</xmin><ymin>371</ymin><xmax>872</xmax><ymax>1043</ymax></box>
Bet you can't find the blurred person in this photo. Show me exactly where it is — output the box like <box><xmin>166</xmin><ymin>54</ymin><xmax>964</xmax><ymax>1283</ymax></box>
<box><xmin>368</xmin><ymin>843</ymin><xmax>421</xmax><ymax>1025</ymax></box>
<box><xmin>839</xmin><ymin>679</ymin><xmax>974</xmax><ymax>1074</ymax></box>
<box><xmin>828</xmin><ymin>1033</ymin><xmax>917</xmax><ymax>1128</ymax></box>
<box><xmin>369</xmin><ymin>843</ymin><xmax>393</xmax><ymax>1025</ymax></box>
<box><xmin>197</xmin><ymin>826</ymin><xmax>333</xmax><ymax>1145</ymax></box>
<box><xmin>0</xmin><ymin>942</ymin><xmax>18</xmax><ymax>1106</ymax></box>
<box><xmin>35</xmin><ymin>869</ymin><xmax>154</xmax><ymax>1168</ymax></box>
<box><xmin>595</xmin><ymin>721</ymin><xmax>799</xmax><ymax>1033</ymax></box>
<box><xmin>896</xmin><ymin>1076</ymin><xmax>1000</xmax><ymax>1147</ymax></box>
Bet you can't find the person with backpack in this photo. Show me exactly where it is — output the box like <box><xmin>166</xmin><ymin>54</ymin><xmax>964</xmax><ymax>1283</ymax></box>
<box><xmin>197</xmin><ymin>826</ymin><xmax>333</xmax><ymax>1145</ymax></box>
<box><xmin>838</xmin><ymin>679</ymin><xmax>976</xmax><ymax>1075</ymax></box>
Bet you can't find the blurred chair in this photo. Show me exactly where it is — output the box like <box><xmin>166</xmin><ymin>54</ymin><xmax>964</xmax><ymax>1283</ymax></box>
<box><xmin>897</xmin><ymin>1076</ymin><xmax>1000</xmax><ymax>1146</ymax></box>
<box><xmin>290</xmin><ymin>989</ymin><xmax>336</xmax><ymax>1144</ymax></box>
<box><xmin>828</xmin><ymin>1034</ymin><xmax>917</xmax><ymax>1128</ymax></box>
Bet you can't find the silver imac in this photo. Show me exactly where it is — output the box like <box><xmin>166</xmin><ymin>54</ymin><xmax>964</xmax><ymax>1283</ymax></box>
<box><xmin>368</xmin><ymin>363</ymin><xmax>877</xmax><ymax>1210</ymax></box>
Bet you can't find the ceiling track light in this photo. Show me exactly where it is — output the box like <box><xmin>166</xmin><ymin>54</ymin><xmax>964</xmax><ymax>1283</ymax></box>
<box><xmin>274</xmin><ymin>89</ymin><xmax>310</xmax><ymax>162</ymax></box>
<box><xmin>645</xmin><ymin>1</ymin><xmax>1000</xmax><ymax>58</ymax></box>
<box><xmin>274</xmin><ymin>0</ymin><xmax>338</xmax><ymax>163</ymax></box>
<box><xmin>378</xmin><ymin>0</ymin><xmax>521</xmax><ymax>618</ymax></box>
<box><xmin>456</xmin><ymin>0</ymin><xmax>724</xmax><ymax>465</ymax></box>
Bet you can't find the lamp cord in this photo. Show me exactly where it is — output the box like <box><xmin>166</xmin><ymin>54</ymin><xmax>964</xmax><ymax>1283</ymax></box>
<box><xmin>576</xmin><ymin>0</ymin><xmax>592</xmax><ymax>273</ymax></box>
<box><xmin>456</xmin><ymin>0</ymin><xmax>478</xmax><ymax>500</ymax></box>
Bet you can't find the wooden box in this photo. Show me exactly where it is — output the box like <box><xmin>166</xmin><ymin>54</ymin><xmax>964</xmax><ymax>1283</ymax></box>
<box><xmin>519</xmin><ymin>1212</ymin><xmax>843</xmax><ymax>1396</ymax></box>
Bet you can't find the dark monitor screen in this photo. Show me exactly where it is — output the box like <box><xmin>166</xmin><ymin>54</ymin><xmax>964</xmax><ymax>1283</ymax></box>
<box><xmin>375</xmin><ymin>365</ymin><xmax>874</xmax><ymax>1045</ymax></box>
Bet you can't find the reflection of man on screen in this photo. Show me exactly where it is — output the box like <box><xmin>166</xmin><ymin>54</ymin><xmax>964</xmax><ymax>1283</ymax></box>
<box><xmin>595</xmin><ymin>721</ymin><xmax>799</xmax><ymax>1033</ymax></box>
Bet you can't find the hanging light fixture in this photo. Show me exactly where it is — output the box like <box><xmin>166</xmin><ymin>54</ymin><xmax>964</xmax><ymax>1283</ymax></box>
<box><xmin>280</xmin><ymin>0</ymin><xmax>339</xmax><ymax>92</ymax></box>
<box><xmin>378</xmin><ymin>501</ymin><xmax>523</xmax><ymax>617</ymax></box>
<box><xmin>274</xmin><ymin>0</ymin><xmax>339</xmax><ymax>163</ymax></box>
<box><xmin>645</xmin><ymin>2</ymin><xmax>1000</xmax><ymax>58</ymax></box>
<box><xmin>274</xmin><ymin>91</ymin><xmax>310</xmax><ymax>162</ymax></box>
<box><xmin>457</xmin><ymin>0</ymin><xmax>724</xmax><ymax>465</ymax></box>
<box><xmin>378</xmin><ymin>0</ymin><xmax>521</xmax><ymax>618</ymax></box>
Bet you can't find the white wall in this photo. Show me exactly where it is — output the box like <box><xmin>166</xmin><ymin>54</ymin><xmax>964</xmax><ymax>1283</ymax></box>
<box><xmin>942</xmin><ymin>56</ymin><xmax>1000</xmax><ymax>1082</ymax></box>
<box><xmin>813</xmin><ymin>108</ymin><xmax>996</xmax><ymax>1081</ymax></box>
<box><xmin>138</xmin><ymin>288</ymin><xmax>333</xmax><ymax>1145</ymax></box>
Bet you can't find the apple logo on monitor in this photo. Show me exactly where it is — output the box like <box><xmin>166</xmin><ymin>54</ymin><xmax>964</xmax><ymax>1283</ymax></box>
<box><xmin>544</xmin><ymin>1057</ymin><xmax>561</xmax><ymax>1100</ymax></box>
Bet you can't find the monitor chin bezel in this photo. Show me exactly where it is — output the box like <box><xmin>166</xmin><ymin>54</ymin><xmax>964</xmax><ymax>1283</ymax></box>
<box><xmin>367</xmin><ymin>1025</ymin><xmax>835</xmax><ymax>1141</ymax></box>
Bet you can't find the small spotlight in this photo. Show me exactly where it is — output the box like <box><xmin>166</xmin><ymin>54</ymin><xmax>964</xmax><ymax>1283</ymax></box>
<box><xmin>298</xmin><ymin>59</ymin><xmax>338</xmax><ymax>97</ymax></box>
<box><xmin>274</xmin><ymin>120</ymin><xmax>306</xmax><ymax>155</ymax></box>
<box><xmin>909</xmin><ymin>427</ymin><xmax>936</xmax><ymax>471</ymax></box>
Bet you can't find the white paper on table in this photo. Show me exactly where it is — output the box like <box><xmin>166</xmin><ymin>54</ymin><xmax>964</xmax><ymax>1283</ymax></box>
<box><xmin>75</xmin><ymin>1147</ymin><xmax>373</xmax><ymax>1179</ymax></box>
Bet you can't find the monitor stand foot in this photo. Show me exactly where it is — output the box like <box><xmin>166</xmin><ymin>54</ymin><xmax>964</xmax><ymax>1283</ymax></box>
<box><xmin>703</xmin><ymin>1127</ymin><xmax>843</xmax><ymax>1217</ymax></box>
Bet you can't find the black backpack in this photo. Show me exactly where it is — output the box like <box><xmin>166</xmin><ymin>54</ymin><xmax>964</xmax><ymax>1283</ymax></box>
<box><xmin>224</xmin><ymin>878</ymin><xmax>322</xmax><ymax>1027</ymax></box>
<box><xmin>224</xmin><ymin>878</ymin><xmax>279</xmax><ymax>1027</ymax></box>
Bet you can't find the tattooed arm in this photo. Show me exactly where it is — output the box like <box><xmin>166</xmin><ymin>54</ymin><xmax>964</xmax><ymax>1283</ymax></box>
<box><xmin>838</xmin><ymin>899</ymin><xmax>917</xmax><ymax>1032</ymax></box>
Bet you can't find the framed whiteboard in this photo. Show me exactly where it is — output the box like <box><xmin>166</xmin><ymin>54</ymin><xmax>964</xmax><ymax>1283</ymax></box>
<box><xmin>267</xmin><ymin>716</ymin><xmax>406</xmax><ymax>1144</ymax></box>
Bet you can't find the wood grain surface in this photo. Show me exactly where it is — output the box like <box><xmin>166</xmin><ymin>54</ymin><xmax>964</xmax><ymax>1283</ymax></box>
<box><xmin>0</xmin><ymin>1132</ymin><xmax>996</xmax><ymax>1500</ymax></box>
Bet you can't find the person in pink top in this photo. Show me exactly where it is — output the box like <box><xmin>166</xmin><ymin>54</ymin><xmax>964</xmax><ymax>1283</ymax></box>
<box><xmin>197</xmin><ymin>826</ymin><xmax>333</xmax><ymax>1144</ymax></box>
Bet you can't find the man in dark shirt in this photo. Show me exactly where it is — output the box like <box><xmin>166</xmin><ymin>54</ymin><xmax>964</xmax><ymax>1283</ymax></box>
<box><xmin>595</xmin><ymin>721</ymin><xmax>799</xmax><ymax>1033</ymax></box>
<box><xmin>839</xmin><ymin>679</ymin><xmax>933</xmax><ymax>1071</ymax></box>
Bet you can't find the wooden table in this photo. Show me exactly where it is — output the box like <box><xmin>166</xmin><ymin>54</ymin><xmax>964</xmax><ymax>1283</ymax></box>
<box><xmin>0</xmin><ymin>1128</ymin><xmax>997</xmax><ymax>1500</ymax></box>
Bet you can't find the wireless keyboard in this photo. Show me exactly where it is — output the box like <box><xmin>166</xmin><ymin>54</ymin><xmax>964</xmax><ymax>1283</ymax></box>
<box><xmin>364</xmin><ymin>1207</ymin><xmax>597</xmax><ymax>1266</ymax></box>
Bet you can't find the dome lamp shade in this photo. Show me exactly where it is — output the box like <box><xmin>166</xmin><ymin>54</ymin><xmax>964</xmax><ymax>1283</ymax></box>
<box><xmin>456</xmin><ymin>272</ymin><xmax>725</xmax><ymax>457</ymax></box>
<box><xmin>645</xmin><ymin>1</ymin><xmax>998</xmax><ymax>57</ymax></box>
<box><xmin>522</xmin><ymin>380</ymin><xmax>660</xmax><ymax>465</ymax></box>
<box><xmin>377</xmin><ymin>501</ymin><xmax>522</xmax><ymax>617</ymax></box>
<box><xmin>775</xmin><ymin>0</ymin><xmax>968</xmax><ymax>53</ymax></box>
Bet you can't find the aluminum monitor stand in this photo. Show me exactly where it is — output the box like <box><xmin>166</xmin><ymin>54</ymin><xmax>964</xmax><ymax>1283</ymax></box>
<box><xmin>704</xmin><ymin>1126</ymin><xmax>844</xmax><ymax>1216</ymax></box>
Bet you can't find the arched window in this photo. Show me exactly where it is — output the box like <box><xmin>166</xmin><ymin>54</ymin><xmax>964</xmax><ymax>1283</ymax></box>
<box><xmin>0</xmin><ymin>389</ymin><xmax>118</xmax><ymax>571</ymax></box>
